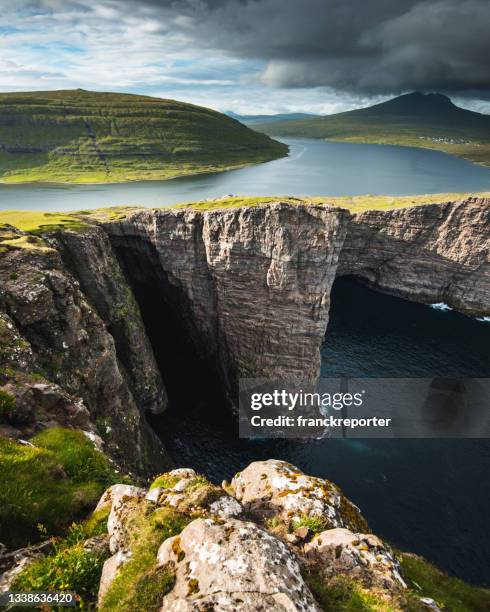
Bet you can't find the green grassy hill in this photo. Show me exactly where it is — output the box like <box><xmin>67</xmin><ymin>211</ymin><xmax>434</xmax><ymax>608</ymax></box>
<box><xmin>257</xmin><ymin>92</ymin><xmax>490</xmax><ymax>166</ymax></box>
<box><xmin>0</xmin><ymin>90</ymin><xmax>288</xmax><ymax>183</ymax></box>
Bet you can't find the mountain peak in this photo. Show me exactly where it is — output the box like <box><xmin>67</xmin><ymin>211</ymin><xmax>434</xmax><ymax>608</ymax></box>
<box><xmin>376</xmin><ymin>91</ymin><xmax>456</xmax><ymax>114</ymax></box>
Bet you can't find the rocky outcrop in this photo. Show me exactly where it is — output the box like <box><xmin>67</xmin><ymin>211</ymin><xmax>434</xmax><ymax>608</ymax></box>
<box><xmin>231</xmin><ymin>459</ymin><xmax>367</xmax><ymax>533</ymax></box>
<box><xmin>157</xmin><ymin>517</ymin><xmax>322</xmax><ymax>611</ymax></box>
<box><xmin>103</xmin><ymin>197</ymin><xmax>489</xmax><ymax>397</ymax></box>
<box><xmin>304</xmin><ymin>527</ymin><xmax>406</xmax><ymax>590</ymax></box>
<box><xmin>105</xmin><ymin>204</ymin><xmax>349</xmax><ymax>398</ymax></box>
<box><xmin>53</xmin><ymin>226</ymin><xmax>167</xmax><ymax>416</ymax></box>
<box><xmin>338</xmin><ymin>197</ymin><xmax>490</xmax><ymax>316</ymax></box>
<box><xmin>1</xmin><ymin>197</ymin><xmax>488</xmax><ymax>470</ymax></box>
<box><xmin>90</xmin><ymin>460</ymin><xmax>422</xmax><ymax>611</ymax></box>
<box><xmin>0</xmin><ymin>236</ymin><xmax>170</xmax><ymax>475</ymax></box>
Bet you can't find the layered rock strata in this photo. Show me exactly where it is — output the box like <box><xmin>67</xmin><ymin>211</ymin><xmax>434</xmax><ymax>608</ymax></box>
<box><xmin>1</xmin><ymin>197</ymin><xmax>488</xmax><ymax>471</ymax></box>
<box><xmin>104</xmin><ymin>197</ymin><xmax>489</xmax><ymax>400</ymax></box>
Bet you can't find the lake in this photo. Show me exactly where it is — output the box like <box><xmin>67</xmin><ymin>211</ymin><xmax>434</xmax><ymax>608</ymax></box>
<box><xmin>1</xmin><ymin>138</ymin><xmax>490</xmax><ymax>211</ymax></box>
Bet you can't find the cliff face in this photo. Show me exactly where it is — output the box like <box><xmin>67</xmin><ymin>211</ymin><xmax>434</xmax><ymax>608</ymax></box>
<box><xmin>339</xmin><ymin>197</ymin><xmax>490</xmax><ymax>315</ymax></box>
<box><xmin>0</xmin><ymin>229</ymin><xmax>170</xmax><ymax>476</ymax></box>
<box><xmin>1</xmin><ymin>197</ymin><xmax>488</xmax><ymax>470</ymax></box>
<box><xmin>105</xmin><ymin>204</ymin><xmax>349</xmax><ymax>398</ymax></box>
<box><xmin>104</xmin><ymin>197</ymin><xmax>489</xmax><ymax>399</ymax></box>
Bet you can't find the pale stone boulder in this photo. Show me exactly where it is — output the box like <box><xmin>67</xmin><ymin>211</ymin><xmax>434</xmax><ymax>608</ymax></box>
<box><xmin>95</xmin><ymin>485</ymin><xmax>145</xmax><ymax>554</ymax></box>
<box><xmin>146</xmin><ymin>469</ymin><xmax>242</xmax><ymax>518</ymax></box>
<box><xmin>145</xmin><ymin>469</ymin><xmax>197</xmax><ymax>507</ymax></box>
<box><xmin>208</xmin><ymin>495</ymin><xmax>243</xmax><ymax>519</ymax></box>
<box><xmin>231</xmin><ymin>459</ymin><xmax>366</xmax><ymax>531</ymax></box>
<box><xmin>157</xmin><ymin>517</ymin><xmax>321</xmax><ymax>611</ymax></box>
<box><xmin>304</xmin><ymin>527</ymin><xmax>406</xmax><ymax>590</ymax></box>
<box><xmin>95</xmin><ymin>484</ymin><xmax>146</xmax><ymax>513</ymax></box>
<box><xmin>98</xmin><ymin>550</ymin><xmax>132</xmax><ymax>604</ymax></box>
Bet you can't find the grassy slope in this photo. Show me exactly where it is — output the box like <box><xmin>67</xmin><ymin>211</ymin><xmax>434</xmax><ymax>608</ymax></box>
<box><xmin>257</xmin><ymin>93</ymin><xmax>490</xmax><ymax>167</ymax></box>
<box><xmin>0</xmin><ymin>90</ymin><xmax>288</xmax><ymax>183</ymax></box>
<box><xmin>0</xmin><ymin>428</ymin><xmax>120</xmax><ymax>548</ymax></box>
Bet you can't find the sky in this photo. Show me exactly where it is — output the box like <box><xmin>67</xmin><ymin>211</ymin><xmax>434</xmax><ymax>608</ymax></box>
<box><xmin>0</xmin><ymin>0</ymin><xmax>489</xmax><ymax>115</ymax></box>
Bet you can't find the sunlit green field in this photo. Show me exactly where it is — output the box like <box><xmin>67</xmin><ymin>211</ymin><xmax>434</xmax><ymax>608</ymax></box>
<box><xmin>0</xmin><ymin>90</ymin><xmax>287</xmax><ymax>183</ymax></box>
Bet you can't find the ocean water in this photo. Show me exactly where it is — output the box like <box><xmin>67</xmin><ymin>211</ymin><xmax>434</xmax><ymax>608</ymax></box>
<box><xmin>153</xmin><ymin>279</ymin><xmax>490</xmax><ymax>586</ymax></box>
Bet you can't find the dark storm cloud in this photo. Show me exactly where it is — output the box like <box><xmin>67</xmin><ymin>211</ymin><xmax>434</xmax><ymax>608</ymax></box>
<box><xmin>125</xmin><ymin>0</ymin><xmax>490</xmax><ymax>96</ymax></box>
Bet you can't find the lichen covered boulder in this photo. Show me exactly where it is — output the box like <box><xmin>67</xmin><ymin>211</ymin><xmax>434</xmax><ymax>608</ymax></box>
<box><xmin>98</xmin><ymin>485</ymin><xmax>146</xmax><ymax>553</ymax></box>
<box><xmin>304</xmin><ymin>527</ymin><xmax>406</xmax><ymax>590</ymax></box>
<box><xmin>147</xmin><ymin>469</ymin><xmax>242</xmax><ymax>518</ymax></box>
<box><xmin>157</xmin><ymin>517</ymin><xmax>321</xmax><ymax>611</ymax></box>
<box><xmin>231</xmin><ymin>459</ymin><xmax>367</xmax><ymax>532</ymax></box>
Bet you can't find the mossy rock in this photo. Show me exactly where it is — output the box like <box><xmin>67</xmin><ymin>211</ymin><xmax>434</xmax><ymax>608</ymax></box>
<box><xmin>99</xmin><ymin>506</ymin><xmax>191</xmax><ymax>611</ymax></box>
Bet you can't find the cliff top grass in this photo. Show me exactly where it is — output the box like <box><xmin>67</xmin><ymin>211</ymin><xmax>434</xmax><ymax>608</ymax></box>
<box><xmin>0</xmin><ymin>192</ymin><xmax>488</xmax><ymax>247</ymax></box>
<box><xmin>0</xmin><ymin>89</ymin><xmax>287</xmax><ymax>183</ymax></box>
<box><xmin>0</xmin><ymin>210</ymin><xmax>87</xmax><ymax>233</ymax></box>
<box><xmin>399</xmin><ymin>553</ymin><xmax>490</xmax><ymax>612</ymax></box>
<box><xmin>0</xmin><ymin>427</ymin><xmax>120</xmax><ymax>548</ymax></box>
<box><xmin>172</xmin><ymin>191</ymin><xmax>490</xmax><ymax>213</ymax></box>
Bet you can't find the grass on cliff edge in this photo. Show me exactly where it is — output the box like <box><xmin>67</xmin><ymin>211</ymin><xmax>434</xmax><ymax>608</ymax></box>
<box><xmin>399</xmin><ymin>553</ymin><xmax>490</xmax><ymax>612</ymax></box>
<box><xmin>0</xmin><ymin>192</ymin><xmax>488</xmax><ymax>245</ymax></box>
<box><xmin>99</xmin><ymin>503</ymin><xmax>190</xmax><ymax>612</ymax></box>
<box><xmin>0</xmin><ymin>428</ymin><xmax>119</xmax><ymax>548</ymax></box>
<box><xmin>0</xmin><ymin>210</ymin><xmax>87</xmax><ymax>233</ymax></box>
<box><xmin>305</xmin><ymin>554</ymin><xmax>490</xmax><ymax>612</ymax></box>
<box><xmin>172</xmin><ymin>191</ymin><xmax>489</xmax><ymax>213</ymax></box>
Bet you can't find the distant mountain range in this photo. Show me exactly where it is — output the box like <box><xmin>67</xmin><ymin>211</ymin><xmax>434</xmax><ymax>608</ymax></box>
<box><xmin>253</xmin><ymin>92</ymin><xmax>490</xmax><ymax>166</ymax></box>
<box><xmin>226</xmin><ymin>111</ymin><xmax>316</xmax><ymax>125</ymax></box>
<box><xmin>0</xmin><ymin>90</ymin><xmax>287</xmax><ymax>184</ymax></box>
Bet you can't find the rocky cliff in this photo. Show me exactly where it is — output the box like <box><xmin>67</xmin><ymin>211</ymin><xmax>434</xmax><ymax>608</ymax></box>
<box><xmin>1</xmin><ymin>196</ymin><xmax>489</xmax><ymax>609</ymax></box>
<box><xmin>339</xmin><ymin>197</ymin><xmax>490</xmax><ymax>315</ymax></box>
<box><xmin>0</xmin><ymin>196</ymin><xmax>488</xmax><ymax>471</ymax></box>
<box><xmin>0</xmin><ymin>225</ymin><xmax>170</xmax><ymax>476</ymax></box>
<box><xmin>103</xmin><ymin>196</ymin><xmax>489</xmax><ymax>400</ymax></box>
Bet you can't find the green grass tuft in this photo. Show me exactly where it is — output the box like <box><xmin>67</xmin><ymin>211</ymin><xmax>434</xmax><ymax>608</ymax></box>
<box><xmin>0</xmin><ymin>388</ymin><xmax>16</xmax><ymax>416</ymax></box>
<box><xmin>149</xmin><ymin>473</ymin><xmax>180</xmax><ymax>491</ymax></box>
<box><xmin>12</xmin><ymin>514</ymin><xmax>111</xmax><ymax>609</ymax></box>
<box><xmin>399</xmin><ymin>553</ymin><xmax>490</xmax><ymax>612</ymax></box>
<box><xmin>292</xmin><ymin>515</ymin><xmax>328</xmax><ymax>534</ymax></box>
<box><xmin>32</xmin><ymin>427</ymin><xmax>118</xmax><ymax>487</ymax></box>
<box><xmin>0</xmin><ymin>428</ymin><xmax>119</xmax><ymax>548</ymax></box>
<box><xmin>305</xmin><ymin>573</ymin><xmax>404</xmax><ymax>611</ymax></box>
